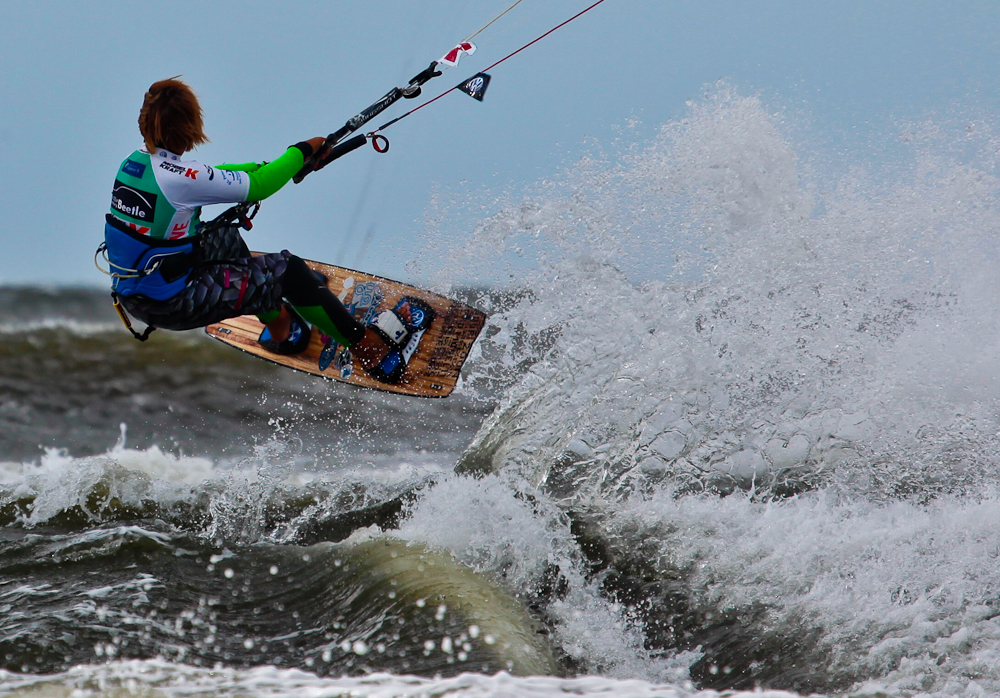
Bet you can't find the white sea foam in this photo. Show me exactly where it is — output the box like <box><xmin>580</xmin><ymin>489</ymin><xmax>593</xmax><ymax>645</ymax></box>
<box><xmin>0</xmin><ymin>660</ymin><xmax>803</xmax><ymax>698</ymax></box>
<box><xmin>0</xmin><ymin>318</ymin><xmax>120</xmax><ymax>335</ymax></box>
<box><xmin>433</xmin><ymin>85</ymin><xmax>1000</xmax><ymax>500</ymax></box>
<box><xmin>599</xmin><ymin>487</ymin><xmax>1000</xmax><ymax>695</ymax></box>
<box><xmin>410</xmin><ymin>84</ymin><xmax>1000</xmax><ymax>693</ymax></box>
<box><xmin>0</xmin><ymin>428</ymin><xmax>216</xmax><ymax>526</ymax></box>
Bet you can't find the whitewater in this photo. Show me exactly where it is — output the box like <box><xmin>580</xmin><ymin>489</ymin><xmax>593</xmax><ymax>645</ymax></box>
<box><xmin>3</xmin><ymin>85</ymin><xmax>1000</xmax><ymax>697</ymax></box>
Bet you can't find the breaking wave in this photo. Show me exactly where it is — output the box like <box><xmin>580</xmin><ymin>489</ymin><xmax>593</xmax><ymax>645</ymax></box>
<box><xmin>6</xmin><ymin>84</ymin><xmax>1000</xmax><ymax>696</ymax></box>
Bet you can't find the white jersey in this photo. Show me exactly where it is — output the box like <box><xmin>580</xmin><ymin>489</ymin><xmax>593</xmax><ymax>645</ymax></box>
<box><xmin>111</xmin><ymin>147</ymin><xmax>252</xmax><ymax>240</ymax></box>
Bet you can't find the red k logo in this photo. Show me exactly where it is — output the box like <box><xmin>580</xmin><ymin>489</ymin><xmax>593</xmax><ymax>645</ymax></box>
<box><xmin>184</xmin><ymin>168</ymin><xmax>198</xmax><ymax>180</ymax></box>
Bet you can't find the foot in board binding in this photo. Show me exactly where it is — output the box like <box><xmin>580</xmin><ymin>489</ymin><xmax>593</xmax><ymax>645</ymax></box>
<box><xmin>258</xmin><ymin>306</ymin><xmax>312</xmax><ymax>355</ymax></box>
<box><xmin>355</xmin><ymin>297</ymin><xmax>435</xmax><ymax>384</ymax></box>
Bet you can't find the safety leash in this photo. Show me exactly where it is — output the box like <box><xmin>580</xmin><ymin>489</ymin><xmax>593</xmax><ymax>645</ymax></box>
<box><xmin>111</xmin><ymin>292</ymin><xmax>156</xmax><ymax>342</ymax></box>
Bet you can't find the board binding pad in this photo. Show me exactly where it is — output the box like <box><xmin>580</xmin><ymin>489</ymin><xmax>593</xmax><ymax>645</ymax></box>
<box><xmin>205</xmin><ymin>258</ymin><xmax>486</xmax><ymax>398</ymax></box>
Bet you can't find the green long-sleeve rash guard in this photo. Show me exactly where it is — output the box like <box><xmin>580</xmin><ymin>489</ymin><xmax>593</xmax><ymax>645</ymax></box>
<box><xmin>217</xmin><ymin>145</ymin><xmax>305</xmax><ymax>201</ymax></box>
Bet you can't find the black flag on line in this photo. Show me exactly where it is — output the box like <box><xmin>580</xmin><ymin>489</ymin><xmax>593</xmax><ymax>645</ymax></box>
<box><xmin>458</xmin><ymin>73</ymin><xmax>491</xmax><ymax>102</ymax></box>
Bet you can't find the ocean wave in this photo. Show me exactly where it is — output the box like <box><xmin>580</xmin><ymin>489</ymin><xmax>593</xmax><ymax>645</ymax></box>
<box><xmin>0</xmin><ymin>440</ymin><xmax>439</xmax><ymax>534</ymax></box>
<box><xmin>0</xmin><ymin>521</ymin><xmax>556</xmax><ymax>678</ymax></box>
<box><xmin>0</xmin><ymin>446</ymin><xmax>688</xmax><ymax>682</ymax></box>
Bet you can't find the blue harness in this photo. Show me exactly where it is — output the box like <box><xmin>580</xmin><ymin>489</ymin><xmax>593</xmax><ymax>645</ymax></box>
<box><xmin>103</xmin><ymin>214</ymin><xmax>200</xmax><ymax>301</ymax></box>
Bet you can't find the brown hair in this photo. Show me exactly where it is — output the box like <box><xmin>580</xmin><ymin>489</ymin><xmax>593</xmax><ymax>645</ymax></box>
<box><xmin>138</xmin><ymin>77</ymin><xmax>209</xmax><ymax>155</ymax></box>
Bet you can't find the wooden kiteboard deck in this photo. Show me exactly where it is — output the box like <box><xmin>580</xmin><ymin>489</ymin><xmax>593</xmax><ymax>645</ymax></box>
<box><xmin>205</xmin><ymin>258</ymin><xmax>486</xmax><ymax>397</ymax></box>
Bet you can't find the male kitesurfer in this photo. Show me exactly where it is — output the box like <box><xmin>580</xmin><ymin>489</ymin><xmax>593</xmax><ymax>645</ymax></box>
<box><xmin>103</xmin><ymin>77</ymin><xmax>412</xmax><ymax>370</ymax></box>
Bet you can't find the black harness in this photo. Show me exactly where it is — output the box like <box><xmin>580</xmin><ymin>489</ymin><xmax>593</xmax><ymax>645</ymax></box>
<box><xmin>101</xmin><ymin>202</ymin><xmax>260</xmax><ymax>341</ymax></box>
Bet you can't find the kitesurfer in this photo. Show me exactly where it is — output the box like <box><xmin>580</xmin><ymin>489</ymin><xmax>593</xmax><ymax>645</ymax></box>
<box><xmin>103</xmin><ymin>77</ymin><xmax>408</xmax><ymax>369</ymax></box>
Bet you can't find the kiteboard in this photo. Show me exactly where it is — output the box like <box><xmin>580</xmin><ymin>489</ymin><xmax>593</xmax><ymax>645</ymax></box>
<box><xmin>205</xmin><ymin>258</ymin><xmax>486</xmax><ymax>398</ymax></box>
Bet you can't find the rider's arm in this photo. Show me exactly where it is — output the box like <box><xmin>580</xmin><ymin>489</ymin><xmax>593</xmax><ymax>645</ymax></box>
<box><xmin>160</xmin><ymin>141</ymin><xmax>320</xmax><ymax>208</ymax></box>
<box><xmin>218</xmin><ymin>138</ymin><xmax>325</xmax><ymax>201</ymax></box>
<box><xmin>218</xmin><ymin>144</ymin><xmax>306</xmax><ymax>201</ymax></box>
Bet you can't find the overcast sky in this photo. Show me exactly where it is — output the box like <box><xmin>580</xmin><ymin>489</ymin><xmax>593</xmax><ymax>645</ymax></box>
<box><xmin>2</xmin><ymin>1</ymin><xmax>999</xmax><ymax>286</ymax></box>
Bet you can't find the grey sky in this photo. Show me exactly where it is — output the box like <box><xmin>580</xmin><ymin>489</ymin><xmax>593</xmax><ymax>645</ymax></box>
<box><xmin>2</xmin><ymin>1</ymin><xmax>998</xmax><ymax>286</ymax></box>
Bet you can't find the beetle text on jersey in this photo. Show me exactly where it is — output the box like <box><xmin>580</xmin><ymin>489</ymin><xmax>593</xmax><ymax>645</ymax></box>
<box><xmin>111</xmin><ymin>181</ymin><xmax>157</xmax><ymax>220</ymax></box>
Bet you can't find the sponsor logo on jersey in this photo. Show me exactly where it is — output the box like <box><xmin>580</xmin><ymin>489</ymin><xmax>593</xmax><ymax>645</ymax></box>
<box><xmin>123</xmin><ymin>220</ymin><xmax>151</xmax><ymax>235</ymax></box>
<box><xmin>111</xmin><ymin>180</ymin><xmax>157</xmax><ymax>220</ymax></box>
<box><xmin>121</xmin><ymin>159</ymin><xmax>146</xmax><ymax>178</ymax></box>
<box><xmin>110</xmin><ymin>214</ymin><xmax>151</xmax><ymax>235</ymax></box>
<box><xmin>159</xmin><ymin>161</ymin><xmax>199</xmax><ymax>179</ymax></box>
<box><xmin>219</xmin><ymin>169</ymin><xmax>244</xmax><ymax>186</ymax></box>
<box><xmin>168</xmin><ymin>220</ymin><xmax>191</xmax><ymax>239</ymax></box>
<box><xmin>159</xmin><ymin>161</ymin><xmax>186</xmax><ymax>175</ymax></box>
<box><xmin>204</xmin><ymin>164</ymin><xmax>215</xmax><ymax>181</ymax></box>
